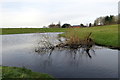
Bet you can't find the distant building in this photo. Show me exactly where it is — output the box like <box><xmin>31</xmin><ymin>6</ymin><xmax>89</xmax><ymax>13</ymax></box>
<box><xmin>71</xmin><ymin>25</ymin><xmax>81</xmax><ymax>28</ymax></box>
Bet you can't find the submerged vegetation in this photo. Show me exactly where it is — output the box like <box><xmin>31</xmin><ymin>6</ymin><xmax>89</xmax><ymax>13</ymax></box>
<box><xmin>35</xmin><ymin>32</ymin><xmax>94</xmax><ymax>58</ymax></box>
<box><xmin>1</xmin><ymin>66</ymin><xmax>54</xmax><ymax>79</ymax></box>
<box><xmin>57</xmin><ymin>32</ymin><xmax>94</xmax><ymax>49</ymax></box>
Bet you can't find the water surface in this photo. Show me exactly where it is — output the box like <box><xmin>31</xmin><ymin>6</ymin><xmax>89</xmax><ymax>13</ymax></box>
<box><xmin>2</xmin><ymin>33</ymin><xmax>118</xmax><ymax>78</ymax></box>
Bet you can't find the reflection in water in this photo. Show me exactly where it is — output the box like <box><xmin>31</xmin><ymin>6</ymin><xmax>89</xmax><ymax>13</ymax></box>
<box><xmin>34</xmin><ymin>46</ymin><xmax>96</xmax><ymax>69</ymax></box>
<box><xmin>35</xmin><ymin>46</ymin><xmax>95</xmax><ymax>59</ymax></box>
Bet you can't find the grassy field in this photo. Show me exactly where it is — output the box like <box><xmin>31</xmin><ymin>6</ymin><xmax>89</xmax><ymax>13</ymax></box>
<box><xmin>1</xmin><ymin>66</ymin><xmax>54</xmax><ymax>79</ymax></box>
<box><xmin>1</xmin><ymin>25</ymin><xmax>119</xmax><ymax>48</ymax></box>
<box><xmin>1</xmin><ymin>28</ymin><xmax>67</xmax><ymax>35</ymax></box>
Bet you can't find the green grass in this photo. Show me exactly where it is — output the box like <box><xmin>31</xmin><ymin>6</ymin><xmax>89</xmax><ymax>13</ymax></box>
<box><xmin>1</xmin><ymin>28</ymin><xmax>67</xmax><ymax>35</ymax></box>
<box><xmin>1</xmin><ymin>24</ymin><xmax>119</xmax><ymax>48</ymax></box>
<box><xmin>1</xmin><ymin>66</ymin><xmax>55</xmax><ymax>79</ymax></box>
<box><xmin>0</xmin><ymin>66</ymin><xmax>2</xmax><ymax>80</ymax></box>
<box><xmin>60</xmin><ymin>25</ymin><xmax>118</xmax><ymax>48</ymax></box>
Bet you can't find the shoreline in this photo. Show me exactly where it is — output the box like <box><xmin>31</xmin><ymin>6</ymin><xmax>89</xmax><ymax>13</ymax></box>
<box><xmin>1</xmin><ymin>66</ymin><xmax>55</xmax><ymax>79</ymax></box>
<box><xmin>95</xmin><ymin>43</ymin><xmax>120</xmax><ymax>50</ymax></box>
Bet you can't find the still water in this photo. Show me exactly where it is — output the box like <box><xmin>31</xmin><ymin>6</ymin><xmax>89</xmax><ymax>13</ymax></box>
<box><xmin>2</xmin><ymin>33</ymin><xmax>118</xmax><ymax>78</ymax></box>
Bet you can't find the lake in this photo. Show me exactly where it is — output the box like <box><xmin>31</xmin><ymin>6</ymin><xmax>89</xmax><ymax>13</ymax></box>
<box><xmin>2</xmin><ymin>33</ymin><xmax>118</xmax><ymax>78</ymax></box>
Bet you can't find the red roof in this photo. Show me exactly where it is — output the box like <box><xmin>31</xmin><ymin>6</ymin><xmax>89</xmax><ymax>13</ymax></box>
<box><xmin>71</xmin><ymin>26</ymin><xmax>81</xmax><ymax>28</ymax></box>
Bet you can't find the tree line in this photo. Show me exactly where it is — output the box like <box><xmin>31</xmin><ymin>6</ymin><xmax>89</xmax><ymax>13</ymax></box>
<box><xmin>94</xmin><ymin>15</ymin><xmax>118</xmax><ymax>26</ymax></box>
<box><xmin>47</xmin><ymin>15</ymin><xmax>118</xmax><ymax>28</ymax></box>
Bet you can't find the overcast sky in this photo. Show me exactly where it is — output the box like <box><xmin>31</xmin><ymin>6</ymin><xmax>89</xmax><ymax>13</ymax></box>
<box><xmin>0</xmin><ymin>0</ymin><xmax>119</xmax><ymax>28</ymax></box>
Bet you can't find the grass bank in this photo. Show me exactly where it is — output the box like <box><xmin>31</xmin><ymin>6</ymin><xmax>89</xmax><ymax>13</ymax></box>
<box><xmin>1</xmin><ymin>25</ymin><xmax>119</xmax><ymax>49</ymax></box>
<box><xmin>1</xmin><ymin>66</ymin><xmax>54</xmax><ymax>79</ymax></box>
<box><xmin>1</xmin><ymin>28</ymin><xmax>67</xmax><ymax>35</ymax></box>
<box><xmin>60</xmin><ymin>25</ymin><xmax>119</xmax><ymax>49</ymax></box>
